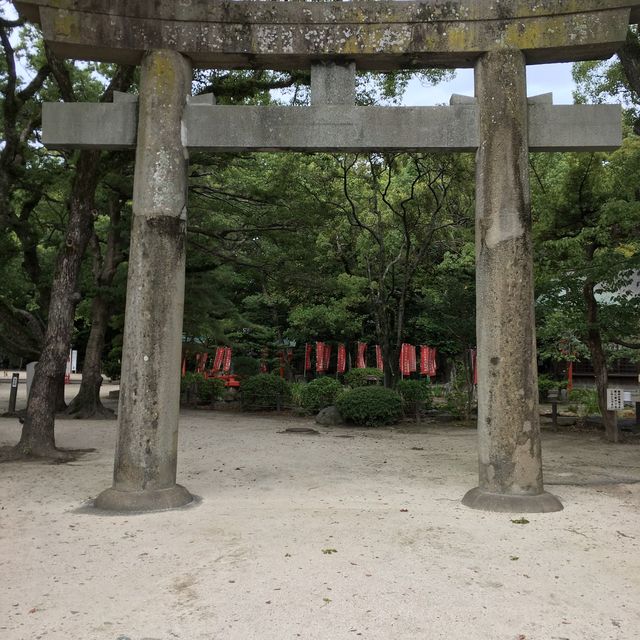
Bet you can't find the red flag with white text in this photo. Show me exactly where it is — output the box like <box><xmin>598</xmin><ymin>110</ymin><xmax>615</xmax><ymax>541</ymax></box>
<box><xmin>337</xmin><ymin>344</ymin><xmax>347</xmax><ymax>374</ymax></box>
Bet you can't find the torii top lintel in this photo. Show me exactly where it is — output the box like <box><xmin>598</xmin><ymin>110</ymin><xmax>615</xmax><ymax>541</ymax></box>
<box><xmin>15</xmin><ymin>1</ymin><xmax>640</xmax><ymax>70</ymax></box>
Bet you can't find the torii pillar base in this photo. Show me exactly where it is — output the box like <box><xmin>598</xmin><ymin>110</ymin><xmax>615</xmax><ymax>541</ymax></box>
<box><xmin>462</xmin><ymin>488</ymin><xmax>563</xmax><ymax>514</ymax></box>
<box><xmin>95</xmin><ymin>485</ymin><xmax>193</xmax><ymax>513</ymax></box>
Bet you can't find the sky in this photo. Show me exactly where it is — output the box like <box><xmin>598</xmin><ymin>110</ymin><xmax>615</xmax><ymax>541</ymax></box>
<box><xmin>404</xmin><ymin>63</ymin><xmax>577</xmax><ymax>106</ymax></box>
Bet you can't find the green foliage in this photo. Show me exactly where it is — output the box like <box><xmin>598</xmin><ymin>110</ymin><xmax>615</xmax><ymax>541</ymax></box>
<box><xmin>181</xmin><ymin>373</ymin><xmax>225</xmax><ymax>405</ymax></box>
<box><xmin>298</xmin><ymin>376</ymin><xmax>344</xmax><ymax>413</ymax></box>
<box><xmin>336</xmin><ymin>386</ymin><xmax>402</xmax><ymax>427</ymax></box>
<box><xmin>102</xmin><ymin>355</ymin><xmax>121</xmax><ymax>381</ymax></box>
<box><xmin>232</xmin><ymin>355</ymin><xmax>261</xmax><ymax>379</ymax></box>
<box><xmin>290</xmin><ymin>381</ymin><xmax>305</xmax><ymax>409</ymax></box>
<box><xmin>343</xmin><ymin>368</ymin><xmax>384</xmax><ymax>388</ymax></box>
<box><xmin>430</xmin><ymin>384</ymin><xmax>445</xmax><ymax>398</ymax></box>
<box><xmin>537</xmin><ymin>374</ymin><xmax>560</xmax><ymax>393</ymax></box>
<box><xmin>241</xmin><ymin>374</ymin><xmax>291</xmax><ymax>411</ymax></box>
<box><xmin>532</xmin><ymin>142</ymin><xmax>640</xmax><ymax>395</ymax></box>
<box><xmin>568</xmin><ymin>389</ymin><xmax>601</xmax><ymax>418</ymax></box>
<box><xmin>443</xmin><ymin>364</ymin><xmax>474</xmax><ymax>420</ymax></box>
<box><xmin>396</xmin><ymin>379</ymin><xmax>433</xmax><ymax>412</ymax></box>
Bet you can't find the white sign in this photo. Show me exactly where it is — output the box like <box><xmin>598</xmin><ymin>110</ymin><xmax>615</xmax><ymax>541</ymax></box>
<box><xmin>607</xmin><ymin>388</ymin><xmax>624</xmax><ymax>411</ymax></box>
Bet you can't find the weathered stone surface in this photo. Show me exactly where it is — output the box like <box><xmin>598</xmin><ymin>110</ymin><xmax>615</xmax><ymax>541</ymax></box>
<box><xmin>461</xmin><ymin>487</ymin><xmax>563</xmax><ymax>513</ymax></box>
<box><xmin>42</xmin><ymin>102</ymin><xmax>622</xmax><ymax>153</ymax></box>
<box><xmin>94</xmin><ymin>484</ymin><xmax>193</xmax><ymax>513</ymax></box>
<box><xmin>95</xmin><ymin>49</ymin><xmax>193</xmax><ymax>512</ymax></box>
<box><xmin>15</xmin><ymin>1</ymin><xmax>640</xmax><ymax>69</ymax></box>
<box><xmin>311</xmin><ymin>63</ymin><xmax>356</xmax><ymax>106</ymax></box>
<box><xmin>470</xmin><ymin>48</ymin><xmax>562</xmax><ymax>512</ymax></box>
<box><xmin>315</xmin><ymin>406</ymin><xmax>343</xmax><ymax>427</ymax></box>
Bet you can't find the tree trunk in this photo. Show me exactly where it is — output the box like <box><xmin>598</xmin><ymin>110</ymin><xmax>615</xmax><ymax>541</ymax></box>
<box><xmin>15</xmin><ymin>151</ymin><xmax>101</xmax><ymax>458</ymax></box>
<box><xmin>55</xmin><ymin>374</ymin><xmax>67</xmax><ymax>412</ymax></box>
<box><xmin>583</xmin><ymin>280</ymin><xmax>619</xmax><ymax>443</ymax></box>
<box><xmin>65</xmin><ymin>294</ymin><xmax>115</xmax><ymax>419</ymax></box>
<box><xmin>65</xmin><ymin>193</ymin><xmax>124</xmax><ymax>419</ymax></box>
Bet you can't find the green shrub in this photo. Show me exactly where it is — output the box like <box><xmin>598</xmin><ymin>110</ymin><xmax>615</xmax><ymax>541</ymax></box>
<box><xmin>181</xmin><ymin>373</ymin><xmax>225</xmax><ymax>405</ymax></box>
<box><xmin>241</xmin><ymin>374</ymin><xmax>291</xmax><ymax>411</ymax></box>
<box><xmin>430</xmin><ymin>383</ymin><xmax>444</xmax><ymax>398</ymax></box>
<box><xmin>537</xmin><ymin>374</ymin><xmax>558</xmax><ymax>393</ymax></box>
<box><xmin>336</xmin><ymin>386</ymin><xmax>402</xmax><ymax>427</ymax></box>
<box><xmin>568</xmin><ymin>388</ymin><xmax>601</xmax><ymax>417</ymax></box>
<box><xmin>103</xmin><ymin>357</ymin><xmax>121</xmax><ymax>381</ymax></box>
<box><xmin>396</xmin><ymin>379</ymin><xmax>433</xmax><ymax>414</ymax></box>
<box><xmin>343</xmin><ymin>367</ymin><xmax>384</xmax><ymax>388</ymax></box>
<box><xmin>443</xmin><ymin>365</ymin><xmax>475</xmax><ymax>420</ymax></box>
<box><xmin>299</xmin><ymin>377</ymin><xmax>344</xmax><ymax>413</ymax></box>
<box><xmin>290</xmin><ymin>381</ymin><xmax>305</xmax><ymax>408</ymax></box>
<box><xmin>232</xmin><ymin>355</ymin><xmax>261</xmax><ymax>379</ymax></box>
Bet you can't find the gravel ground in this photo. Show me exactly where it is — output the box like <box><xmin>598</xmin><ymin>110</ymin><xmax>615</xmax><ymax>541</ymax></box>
<box><xmin>1</xmin><ymin>376</ymin><xmax>639</xmax><ymax>640</ymax></box>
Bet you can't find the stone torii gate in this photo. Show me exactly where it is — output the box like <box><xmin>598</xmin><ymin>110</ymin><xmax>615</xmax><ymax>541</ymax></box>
<box><xmin>16</xmin><ymin>0</ymin><xmax>640</xmax><ymax>513</ymax></box>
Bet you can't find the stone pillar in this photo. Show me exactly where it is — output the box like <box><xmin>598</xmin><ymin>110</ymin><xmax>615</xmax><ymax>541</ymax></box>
<box><xmin>462</xmin><ymin>49</ymin><xmax>562</xmax><ymax>513</ymax></box>
<box><xmin>310</xmin><ymin>62</ymin><xmax>356</xmax><ymax>106</ymax></box>
<box><xmin>95</xmin><ymin>50</ymin><xmax>193</xmax><ymax>511</ymax></box>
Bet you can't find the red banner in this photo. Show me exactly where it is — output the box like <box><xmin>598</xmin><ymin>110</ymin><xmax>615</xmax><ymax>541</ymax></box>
<box><xmin>375</xmin><ymin>345</ymin><xmax>383</xmax><ymax>371</ymax></box>
<box><xmin>408</xmin><ymin>344</ymin><xmax>417</xmax><ymax>373</ymax></box>
<box><xmin>426</xmin><ymin>347</ymin><xmax>437</xmax><ymax>378</ymax></box>
<box><xmin>213</xmin><ymin>348</ymin><xmax>224</xmax><ymax>372</ymax></box>
<box><xmin>316</xmin><ymin>342</ymin><xmax>326</xmax><ymax>373</ymax></box>
<box><xmin>356</xmin><ymin>342</ymin><xmax>367</xmax><ymax>369</ymax></box>
<box><xmin>304</xmin><ymin>343</ymin><xmax>312</xmax><ymax>374</ymax></box>
<box><xmin>196</xmin><ymin>352</ymin><xmax>209</xmax><ymax>373</ymax></box>
<box><xmin>222</xmin><ymin>347</ymin><xmax>232</xmax><ymax>373</ymax></box>
<box><xmin>337</xmin><ymin>344</ymin><xmax>346</xmax><ymax>374</ymax></box>
<box><xmin>420</xmin><ymin>345</ymin><xmax>429</xmax><ymax>375</ymax></box>
<box><xmin>399</xmin><ymin>343</ymin><xmax>409</xmax><ymax>377</ymax></box>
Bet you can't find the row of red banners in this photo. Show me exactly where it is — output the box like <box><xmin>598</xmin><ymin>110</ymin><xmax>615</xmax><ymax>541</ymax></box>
<box><xmin>304</xmin><ymin>342</ymin><xmax>438</xmax><ymax>377</ymax></box>
<box><xmin>186</xmin><ymin>343</ymin><xmax>469</xmax><ymax>382</ymax></box>
<box><xmin>188</xmin><ymin>347</ymin><xmax>233</xmax><ymax>375</ymax></box>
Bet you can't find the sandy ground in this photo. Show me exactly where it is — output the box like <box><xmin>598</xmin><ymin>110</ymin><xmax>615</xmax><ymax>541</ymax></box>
<box><xmin>1</xmin><ymin>377</ymin><xmax>640</xmax><ymax>640</ymax></box>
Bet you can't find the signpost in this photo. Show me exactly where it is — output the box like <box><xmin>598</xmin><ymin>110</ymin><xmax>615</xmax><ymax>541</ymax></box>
<box><xmin>7</xmin><ymin>373</ymin><xmax>19</xmax><ymax>415</ymax></box>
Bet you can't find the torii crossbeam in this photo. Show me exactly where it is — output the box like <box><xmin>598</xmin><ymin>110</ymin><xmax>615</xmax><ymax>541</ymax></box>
<box><xmin>16</xmin><ymin>0</ymin><xmax>640</xmax><ymax>514</ymax></box>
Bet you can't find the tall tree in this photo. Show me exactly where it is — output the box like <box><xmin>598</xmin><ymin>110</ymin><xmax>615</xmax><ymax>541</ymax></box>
<box><xmin>532</xmin><ymin>144</ymin><xmax>640</xmax><ymax>442</ymax></box>
<box><xmin>14</xmin><ymin>56</ymin><xmax>134</xmax><ymax>458</ymax></box>
<box><xmin>65</xmin><ymin>186</ymin><xmax>129</xmax><ymax>418</ymax></box>
<box><xmin>289</xmin><ymin>152</ymin><xmax>473</xmax><ymax>386</ymax></box>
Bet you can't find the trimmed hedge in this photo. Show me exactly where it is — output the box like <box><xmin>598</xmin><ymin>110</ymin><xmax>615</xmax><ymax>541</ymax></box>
<box><xmin>343</xmin><ymin>367</ymin><xmax>384</xmax><ymax>388</ymax></box>
<box><xmin>299</xmin><ymin>377</ymin><xmax>344</xmax><ymax>413</ymax></box>
<box><xmin>336</xmin><ymin>386</ymin><xmax>402</xmax><ymax>427</ymax></box>
<box><xmin>241</xmin><ymin>374</ymin><xmax>291</xmax><ymax>411</ymax></box>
